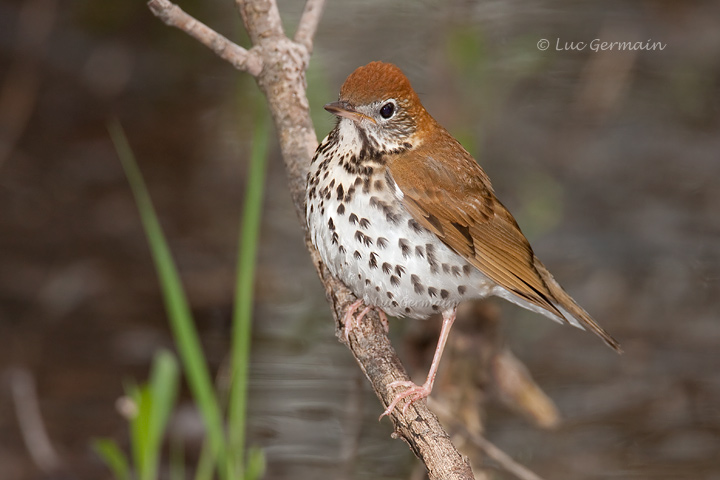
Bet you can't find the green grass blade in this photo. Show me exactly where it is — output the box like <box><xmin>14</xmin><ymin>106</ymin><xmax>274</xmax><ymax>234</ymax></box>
<box><xmin>245</xmin><ymin>446</ymin><xmax>266</xmax><ymax>480</ymax></box>
<box><xmin>142</xmin><ymin>350</ymin><xmax>179</xmax><ymax>480</ymax></box>
<box><xmin>194</xmin><ymin>438</ymin><xmax>215</xmax><ymax>480</ymax></box>
<box><xmin>108</xmin><ymin>120</ymin><xmax>227</xmax><ymax>477</ymax></box>
<box><xmin>227</xmin><ymin>103</ymin><xmax>270</xmax><ymax>476</ymax></box>
<box><xmin>92</xmin><ymin>438</ymin><xmax>131</xmax><ymax>480</ymax></box>
<box><xmin>127</xmin><ymin>382</ymin><xmax>149</xmax><ymax>477</ymax></box>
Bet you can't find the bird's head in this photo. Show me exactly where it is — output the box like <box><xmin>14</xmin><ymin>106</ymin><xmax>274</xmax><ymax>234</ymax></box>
<box><xmin>325</xmin><ymin>62</ymin><xmax>431</xmax><ymax>152</ymax></box>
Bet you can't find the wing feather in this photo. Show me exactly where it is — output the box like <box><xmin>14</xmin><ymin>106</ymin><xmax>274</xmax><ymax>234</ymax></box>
<box><xmin>387</xmin><ymin>129</ymin><xmax>621</xmax><ymax>352</ymax></box>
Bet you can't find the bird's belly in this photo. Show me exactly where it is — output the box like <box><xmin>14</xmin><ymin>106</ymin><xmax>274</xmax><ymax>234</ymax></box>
<box><xmin>307</xmin><ymin>174</ymin><xmax>494</xmax><ymax>319</ymax></box>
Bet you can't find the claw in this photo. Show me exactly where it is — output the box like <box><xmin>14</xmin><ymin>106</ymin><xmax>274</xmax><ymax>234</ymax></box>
<box><xmin>380</xmin><ymin>380</ymin><xmax>432</xmax><ymax>419</ymax></box>
<box><xmin>343</xmin><ymin>301</ymin><xmax>389</xmax><ymax>341</ymax></box>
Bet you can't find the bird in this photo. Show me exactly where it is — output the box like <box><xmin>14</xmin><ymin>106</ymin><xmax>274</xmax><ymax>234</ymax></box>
<box><xmin>305</xmin><ymin>61</ymin><xmax>621</xmax><ymax>418</ymax></box>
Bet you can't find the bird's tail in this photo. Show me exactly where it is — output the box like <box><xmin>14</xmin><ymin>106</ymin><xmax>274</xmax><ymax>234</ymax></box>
<box><xmin>534</xmin><ymin>259</ymin><xmax>623</xmax><ymax>353</ymax></box>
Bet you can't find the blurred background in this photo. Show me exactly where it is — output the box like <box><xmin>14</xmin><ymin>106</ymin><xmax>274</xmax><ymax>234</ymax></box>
<box><xmin>1</xmin><ymin>0</ymin><xmax>719</xmax><ymax>479</ymax></box>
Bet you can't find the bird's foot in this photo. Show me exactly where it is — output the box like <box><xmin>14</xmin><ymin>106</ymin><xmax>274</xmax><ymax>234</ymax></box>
<box><xmin>379</xmin><ymin>380</ymin><xmax>432</xmax><ymax>419</ymax></box>
<box><xmin>343</xmin><ymin>301</ymin><xmax>389</xmax><ymax>342</ymax></box>
<box><xmin>377</xmin><ymin>309</ymin><xmax>389</xmax><ymax>333</ymax></box>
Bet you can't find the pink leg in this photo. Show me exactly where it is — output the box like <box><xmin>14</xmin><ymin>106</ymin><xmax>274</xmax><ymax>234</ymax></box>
<box><xmin>380</xmin><ymin>308</ymin><xmax>457</xmax><ymax>419</ymax></box>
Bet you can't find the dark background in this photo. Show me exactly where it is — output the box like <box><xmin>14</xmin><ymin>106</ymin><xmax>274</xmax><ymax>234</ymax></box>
<box><xmin>1</xmin><ymin>1</ymin><xmax>719</xmax><ymax>479</ymax></box>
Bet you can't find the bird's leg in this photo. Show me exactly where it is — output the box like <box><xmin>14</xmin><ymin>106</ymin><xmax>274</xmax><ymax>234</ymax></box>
<box><xmin>343</xmin><ymin>300</ymin><xmax>390</xmax><ymax>342</ymax></box>
<box><xmin>380</xmin><ymin>308</ymin><xmax>457</xmax><ymax>419</ymax></box>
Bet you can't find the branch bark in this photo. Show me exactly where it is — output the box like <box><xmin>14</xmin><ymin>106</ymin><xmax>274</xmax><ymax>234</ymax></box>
<box><xmin>148</xmin><ymin>1</ymin><xmax>478</xmax><ymax>478</ymax></box>
<box><xmin>148</xmin><ymin>0</ymin><xmax>262</xmax><ymax>75</ymax></box>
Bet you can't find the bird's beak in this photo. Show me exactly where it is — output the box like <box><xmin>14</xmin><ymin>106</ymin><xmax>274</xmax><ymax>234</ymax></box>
<box><xmin>324</xmin><ymin>101</ymin><xmax>377</xmax><ymax>124</ymax></box>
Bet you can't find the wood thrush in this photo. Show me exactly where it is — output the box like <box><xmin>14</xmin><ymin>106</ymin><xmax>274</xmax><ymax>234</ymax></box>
<box><xmin>306</xmin><ymin>61</ymin><xmax>621</xmax><ymax>418</ymax></box>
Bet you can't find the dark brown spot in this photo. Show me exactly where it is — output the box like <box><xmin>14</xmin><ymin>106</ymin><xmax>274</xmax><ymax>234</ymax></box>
<box><xmin>452</xmin><ymin>222</ymin><xmax>475</xmax><ymax>254</ymax></box>
<box><xmin>336</xmin><ymin>203</ymin><xmax>345</xmax><ymax>215</ymax></box>
<box><xmin>399</xmin><ymin>239</ymin><xmax>410</xmax><ymax>258</ymax></box>
<box><xmin>369</xmin><ymin>252</ymin><xmax>378</xmax><ymax>269</ymax></box>
<box><xmin>408</xmin><ymin>218</ymin><xmax>423</xmax><ymax>233</ymax></box>
<box><xmin>331</xmin><ymin>232</ymin><xmax>338</xmax><ymax>245</ymax></box>
<box><xmin>349</xmin><ymin>213</ymin><xmax>358</xmax><ymax>225</ymax></box>
<box><xmin>390</xmin><ymin>275</ymin><xmax>400</xmax><ymax>286</ymax></box>
<box><xmin>382</xmin><ymin>262</ymin><xmax>392</xmax><ymax>274</ymax></box>
<box><xmin>374</xmin><ymin>180</ymin><xmax>384</xmax><ymax>191</ymax></box>
<box><xmin>365</xmin><ymin>279</ymin><xmax>371</xmax><ymax>286</ymax></box>
<box><xmin>415</xmin><ymin>246</ymin><xmax>425</xmax><ymax>258</ymax></box>
<box><xmin>328</xmin><ymin>218</ymin><xmax>335</xmax><ymax>231</ymax></box>
<box><xmin>463</xmin><ymin>264</ymin><xmax>472</xmax><ymax>276</ymax></box>
<box><xmin>405</xmin><ymin>307</ymin><xmax>411</xmax><ymax>314</ymax></box>
<box><xmin>394</xmin><ymin>265</ymin><xmax>405</xmax><ymax>277</ymax></box>
<box><xmin>338</xmin><ymin>245</ymin><xmax>346</xmax><ymax>254</ymax></box>
<box><xmin>442</xmin><ymin>263</ymin><xmax>451</xmax><ymax>274</ymax></box>
<box><xmin>432</xmin><ymin>305</ymin><xmax>440</xmax><ymax>311</ymax></box>
<box><xmin>452</xmin><ymin>266</ymin><xmax>461</xmax><ymax>277</ymax></box>
<box><xmin>359</xmin><ymin>218</ymin><xmax>370</xmax><ymax>229</ymax></box>
<box><xmin>428</xmin><ymin>287</ymin><xmax>438</xmax><ymax>298</ymax></box>
<box><xmin>458</xmin><ymin>285</ymin><xmax>467</xmax><ymax>295</ymax></box>
<box><xmin>391</xmin><ymin>301</ymin><xmax>399</xmax><ymax>307</ymax></box>
<box><xmin>440</xmin><ymin>289</ymin><xmax>449</xmax><ymax>299</ymax></box>
<box><xmin>411</xmin><ymin>274</ymin><xmax>424</xmax><ymax>294</ymax></box>
<box><xmin>355</xmin><ymin>231</ymin><xmax>372</xmax><ymax>247</ymax></box>
<box><xmin>386</xmin><ymin>211</ymin><xmax>401</xmax><ymax>224</ymax></box>
<box><xmin>386</xmin><ymin>291</ymin><xmax>394</xmax><ymax>299</ymax></box>
<box><xmin>354</xmin><ymin>176</ymin><xmax>363</xmax><ymax>186</ymax></box>
<box><xmin>377</xmin><ymin>237</ymin><xmax>388</xmax><ymax>249</ymax></box>
<box><xmin>426</xmin><ymin>213</ymin><xmax>444</xmax><ymax>234</ymax></box>
<box><xmin>336</xmin><ymin>184</ymin><xmax>344</xmax><ymax>200</ymax></box>
<box><xmin>426</xmin><ymin>246</ymin><xmax>438</xmax><ymax>272</ymax></box>
<box><xmin>354</xmin><ymin>250</ymin><xmax>362</xmax><ymax>259</ymax></box>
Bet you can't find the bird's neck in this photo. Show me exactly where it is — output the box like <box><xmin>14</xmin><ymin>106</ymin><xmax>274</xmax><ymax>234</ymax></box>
<box><xmin>329</xmin><ymin>119</ymin><xmax>417</xmax><ymax>168</ymax></box>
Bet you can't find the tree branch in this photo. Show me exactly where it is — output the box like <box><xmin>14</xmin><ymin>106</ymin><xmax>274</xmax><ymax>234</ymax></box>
<box><xmin>148</xmin><ymin>0</ymin><xmax>262</xmax><ymax>76</ymax></box>
<box><xmin>294</xmin><ymin>0</ymin><xmax>325</xmax><ymax>54</ymax></box>
<box><xmin>430</xmin><ymin>399</ymin><xmax>547</xmax><ymax>480</ymax></box>
<box><xmin>236</xmin><ymin>0</ymin><xmax>284</xmax><ymax>44</ymax></box>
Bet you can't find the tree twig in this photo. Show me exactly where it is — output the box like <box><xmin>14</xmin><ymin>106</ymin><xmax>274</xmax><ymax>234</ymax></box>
<box><xmin>430</xmin><ymin>398</ymin><xmax>547</xmax><ymax>480</ymax></box>
<box><xmin>294</xmin><ymin>0</ymin><xmax>325</xmax><ymax>54</ymax></box>
<box><xmin>147</xmin><ymin>0</ymin><xmax>262</xmax><ymax>76</ymax></box>
<box><xmin>8</xmin><ymin>368</ymin><xmax>63</xmax><ymax>475</ymax></box>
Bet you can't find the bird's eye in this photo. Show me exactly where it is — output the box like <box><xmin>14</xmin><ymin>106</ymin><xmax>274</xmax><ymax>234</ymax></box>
<box><xmin>379</xmin><ymin>102</ymin><xmax>395</xmax><ymax>119</ymax></box>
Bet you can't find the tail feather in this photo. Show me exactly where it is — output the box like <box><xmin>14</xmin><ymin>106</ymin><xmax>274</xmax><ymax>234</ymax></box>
<box><xmin>534</xmin><ymin>259</ymin><xmax>623</xmax><ymax>353</ymax></box>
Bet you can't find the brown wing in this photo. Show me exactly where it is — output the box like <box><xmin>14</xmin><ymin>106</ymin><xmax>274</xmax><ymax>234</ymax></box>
<box><xmin>387</xmin><ymin>129</ymin><xmax>621</xmax><ymax>351</ymax></box>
